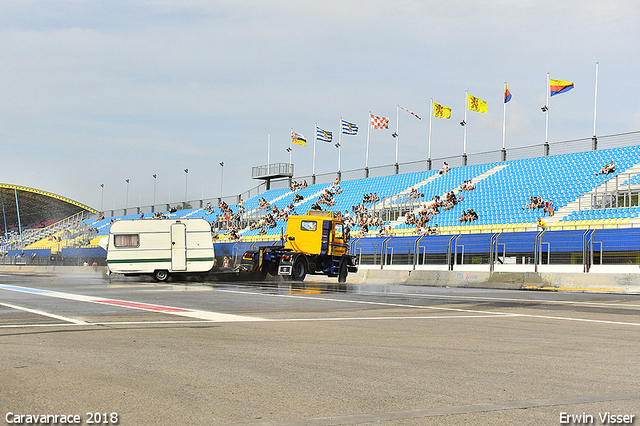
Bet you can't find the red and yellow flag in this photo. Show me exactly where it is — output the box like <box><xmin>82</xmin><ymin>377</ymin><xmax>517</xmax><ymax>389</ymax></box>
<box><xmin>432</xmin><ymin>101</ymin><xmax>451</xmax><ymax>119</ymax></box>
<box><xmin>467</xmin><ymin>94</ymin><xmax>488</xmax><ymax>113</ymax></box>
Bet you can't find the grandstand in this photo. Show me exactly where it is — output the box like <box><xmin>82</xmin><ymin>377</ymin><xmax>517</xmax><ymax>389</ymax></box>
<box><xmin>0</xmin><ymin>184</ymin><xmax>97</xmax><ymax>259</ymax></box>
<box><xmin>2</xmin><ymin>140</ymin><xmax>640</xmax><ymax>273</ymax></box>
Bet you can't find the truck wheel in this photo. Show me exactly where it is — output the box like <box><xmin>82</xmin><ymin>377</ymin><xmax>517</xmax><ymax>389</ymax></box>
<box><xmin>290</xmin><ymin>257</ymin><xmax>307</xmax><ymax>282</ymax></box>
<box><xmin>338</xmin><ymin>261</ymin><xmax>348</xmax><ymax>283</ymax></box>
<box><xmin>153</xmin><ymin>270</ymin><xmax>169</xmax><ymax>282</ymax></box>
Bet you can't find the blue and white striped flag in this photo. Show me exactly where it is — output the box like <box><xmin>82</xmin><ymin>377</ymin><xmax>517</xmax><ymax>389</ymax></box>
<box><xmin>341</xmin><ymin>119</ymin><xmax>358</xmax><ymax>135</ymax></box>
<box><xmin>316</xmin><ymin>127</ymin><xmax>332</xmax><ymax>143</ymax></box>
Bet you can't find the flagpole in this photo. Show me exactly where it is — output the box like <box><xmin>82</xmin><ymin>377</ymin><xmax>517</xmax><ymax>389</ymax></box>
<box><xmin>289</xmin><ymin>128</ymin><xmax>293</xmax><ymax>167</ymax></box>
<box><xmin>365</xmin><ymin>111</ymin><xmax>371</xmax><ymax>178</ymax></box>
<box><xmin>502</xmin><ymin>82</ymin><xmax>507</xmax><ymax>161</ymax></box>
<box><xmin>268</xmin><ymin>132</ymin><xmax>271</xmax><ymax>165</ymax></box>
<box><xmin>395</xmin><ymin>105</ymin><xmax>400</xmax><ymax>174</ymax></box>
<box><xmin>502</xmin><ymin>83</ymin><xmax>507</xmax><ymax>150</ymax></box>
<box><xmin>463</xmin><ymin>90</ymin><xmax>468</xmax><ymax>166</ymax></box>
<box><xmin>428</xmin><ymin>99</ymin><xmax>433</xmax><ymax>171</ymax></box>
<box><xmin>313</xmin><ymin>123</ymin><xmax>317</xmax><ymax>184</ymax></box>
<box><xmin>545</xmin><ymin>72</ymin><xmax>550</xmax><ymax>152</ymax></box>
<box><xmin>338</xmin><ymin>117</ymin><xmax>342</xmax><ymax>180</ymax></box>
<box><xmin>592</xmin><ymin>61</ymin><xmax>599</xmax><ymax>150</ymax></box>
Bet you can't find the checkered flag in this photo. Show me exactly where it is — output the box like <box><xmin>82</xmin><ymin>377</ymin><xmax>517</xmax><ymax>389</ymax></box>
<box><xmin>370</xmin><ymin>113</ymin><xmax>389</xmax><ymax>129</ymax></box>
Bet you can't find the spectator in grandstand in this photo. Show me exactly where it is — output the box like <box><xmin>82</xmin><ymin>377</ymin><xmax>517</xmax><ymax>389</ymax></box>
<box><xmin>537</xmin><ymin>217</ymin><xmax>548</xmax><ymax>229</ymax></box>
<box><xmin>597</xmin><ymin>161</ymin><xmax>616</xmax><ymax>175</ymax></box>
<box><xmin>543</xmin><ymin>200</ymin><xmax>555</xmax><ymax>216</ymax></box>
<box><xmin>439</xmin><ymin>162</ymin><xmax>449</xmax><ymax>175</ymax></box>
<box><xmin>407</xmin><ymin>188</ymin><xmax>424</xmax><ymax>200</ymax></box>
<box><xmin>459</xmin><ymin>209</ymin><xmax>478</xmax><ymax>222</ymax></box>
<box><xmin>458</xmin><ymin>180</ymin><xmax>475</xmax><ymax>191</ymax></box>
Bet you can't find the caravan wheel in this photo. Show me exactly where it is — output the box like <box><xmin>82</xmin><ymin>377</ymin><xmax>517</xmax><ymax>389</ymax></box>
<box><xmin>153</xmin><ymin>270</ymin><xmax>169</xmax><ymax>282</ymax></box>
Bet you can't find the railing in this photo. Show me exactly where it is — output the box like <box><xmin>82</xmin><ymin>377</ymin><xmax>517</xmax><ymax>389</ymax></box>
<box><xmin>99</xmin><ymin>130</ymin><xmax>640</xmax><ymax>217</ymax></box>
<box><xmin>252</xmin><ymin>163</ymin><xmax>294</xmax><ymax>179</ymax></box>
<box><xmin>351</xmin><ymin>228</ymin><xmax>640</xmax><ymax>272</ymax></box>
<box><xmin>5</xmin><ymin>211</ymin><xmax>94</xmax><ymax>251</ymax></box>
<box><xmin>590</xmin><ymin>172</ymin><xmax>640</xmax><ymax>209</ymax></box>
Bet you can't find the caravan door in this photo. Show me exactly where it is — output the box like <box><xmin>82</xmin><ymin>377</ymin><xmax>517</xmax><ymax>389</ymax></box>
<box><xmin>171</xmin><ymin>223</ymin><xmax>187</xmax><ymax>271</ymax></box>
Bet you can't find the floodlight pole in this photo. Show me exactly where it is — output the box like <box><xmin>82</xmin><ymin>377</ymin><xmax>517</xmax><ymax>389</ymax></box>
<box><xmin>219</xmin><ymin>162</ymin><xmax>224</xmax><ymax>200</ymax></box>
<box><xmin>14</xmin><ymin>189</ymin><xmax>23</xmax><ymax>246</ymax></box>
<box><xmin>152</xmin><ymin>174</ymin><xmax>157</xmax><ymax>213</ymax></box>
<box><xmin>100</xmin><ymin>183</ymin><xmax>104</xmax><ymax>214</ymax></box>
<box><xmin>395</xmin><ymin>105</ymin><xmax>400</xmax><ymax>175</ymax></box>
<box><xmin>1</xmin><ymin>192</ymin><xmax>8</xmax><ymax>241</ymax></box>
<box><xmin>125</xmin><ymin>179</ymin><xmax>130</xmax><ymax>214</ymax></box>
<box><xmin>184</xmin><ymin>169</ymin><xmax>189</xmax><ymax>209</ymax></box>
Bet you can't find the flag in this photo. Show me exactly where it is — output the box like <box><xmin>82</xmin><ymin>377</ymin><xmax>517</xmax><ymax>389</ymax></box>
<box><xmin>550</xmin><ymin>79</ymin><xmax>574</xmax><ymax>97</ymax></box>
<box><xmin>341</xmin><ymin>119</ymin><xmax>358</xmax><ymax>135</ymax></box>
<box><xmin>291</xmin><ymin>132</ymin><xmax>307</xmax><ymax>146</ymax></box>
<box><xmin>504</xmin><ymin>85</ymin><xmax>512</xmax><ymax>103</ymax></box>
<box><xmin>432</xmin><ymin>101</ymin><xmax>452</xmax><ymax>119</ymax></box>
<box><xmin>316</xmin><ymin>127</ymin><xmax>332</xmax><ymax>143</ymax></box>
<box><xmin>370</xmin><ymin>113</ymin><xmax>389</xmax><ymax>129</ymax></box>
<box><xmin>467</xmin><ymin>93</ymin><xmax>488</xmax><ymax>113</ymax></box>
<box><xmin>399</xmin><ymin>105</ymin><xmax>421</xmax><ymax>120</ymax></box>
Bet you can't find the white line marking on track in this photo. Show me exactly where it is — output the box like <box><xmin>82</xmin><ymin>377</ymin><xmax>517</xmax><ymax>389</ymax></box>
<box><xmin>213</xmin><ymin>288</ymin><xmax>640</xmax><ymax>327</ymax></box>
<box><xmin>0</xmin><ymin>284</ymin><xmax>264</xmax><ymax>323</ymax></box>
<box><xmin>0</xmin><ymin>314</ymin><xmax>518</xmax><ymax>329</ymax></box>
<box><xmin>0</xmin><ymin>301</ymin><xmax>89</xmax><ymax>325</ymax></box>
<box><xmin>213</xmin><ymin>288</ymin><xmax>519</xmax><ymax>316</ymax></box>
<box><xmin>379</xmin><ymin>290</ymin><xmax>640</xmax><ymax>310</ymax></box>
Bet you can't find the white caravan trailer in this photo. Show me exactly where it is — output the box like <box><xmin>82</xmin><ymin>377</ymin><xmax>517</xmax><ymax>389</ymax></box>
<box><xmin>106</xmin><ymin>218</ymin><xmax>215</xmax><ymax>281</ymax></box>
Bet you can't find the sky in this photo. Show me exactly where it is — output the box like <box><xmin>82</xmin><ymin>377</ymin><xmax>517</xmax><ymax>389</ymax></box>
<box><xmin>0</xmin><ymin>0</ymin><xmax>639</xmax><ymax>212</ymax></box>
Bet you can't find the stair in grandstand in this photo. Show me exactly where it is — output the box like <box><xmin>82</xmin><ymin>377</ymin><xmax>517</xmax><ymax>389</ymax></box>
<box><xmin>543</xmin><ymin>162</ymin><xmax>640</xmax><ymax>227</ymax></box>
<box><xmin>244</xmin><ymin>189</ymin><xmax>294</xmax><ymax>217</ymax></box>
<box><xmin>388</xmin><ymin>164</ymin><xmax>510</xmax><ymax>228</ymax></box>
<box><xmin>237</xmin><ymin>186</ymin><xmax>326</xmax><ymax>237</ymax></box>
<box><xmin>371</xmin><ymin>172</ymin><xmax>443</xmax><ymax>210</ymax></box>
<box><xmin>18</xmin><ymin>211</ymin><xmax>91</xmax><ymax>250</ymax></box>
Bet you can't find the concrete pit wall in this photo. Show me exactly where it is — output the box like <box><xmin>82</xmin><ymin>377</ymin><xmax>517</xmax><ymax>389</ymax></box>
<box><xmin>1</xmin><ymin>265</ymin><xmax>639</xmax><ymax>294</ymax></box>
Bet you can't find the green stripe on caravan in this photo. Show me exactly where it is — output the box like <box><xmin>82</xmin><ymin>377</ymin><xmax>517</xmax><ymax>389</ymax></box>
<box><xmin>107</xmin><ymin>257</ymin><xmax>214</xmax><ymax>264</ymax></box>
<box><xmin>107</xmin><ymin>258</ymin><xmax>171</xmax><ymax>264</ymax></box>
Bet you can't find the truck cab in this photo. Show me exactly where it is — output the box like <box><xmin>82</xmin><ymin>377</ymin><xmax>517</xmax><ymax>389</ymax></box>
<box><xmin>241</xmin><ymin>211</ymin><xmax>357</xmax><ymax>282</ymax></box>
<box><xmin>284</xmin><ymin>211</ymin><xmax>349</xmax><ymax>257</ymax></box>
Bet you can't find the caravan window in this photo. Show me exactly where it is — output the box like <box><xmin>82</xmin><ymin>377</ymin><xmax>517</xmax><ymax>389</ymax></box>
<box><xmin>114</xmin><ymin>234</ymin><xmax>139</xmax><ymax>247</ymax></box>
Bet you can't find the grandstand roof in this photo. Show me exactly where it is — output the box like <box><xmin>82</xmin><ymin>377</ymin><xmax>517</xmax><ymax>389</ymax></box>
<box><xmin>0</xmin><ymin>184</ymin><xmax>97</xmax><ymax>233</ymax></box>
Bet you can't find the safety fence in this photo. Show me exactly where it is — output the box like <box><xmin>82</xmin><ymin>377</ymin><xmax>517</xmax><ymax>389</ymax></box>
<box><xmin>214</xmin><ymin>228</ymin><xmax>640</xmax><ymax>274</ymax></box>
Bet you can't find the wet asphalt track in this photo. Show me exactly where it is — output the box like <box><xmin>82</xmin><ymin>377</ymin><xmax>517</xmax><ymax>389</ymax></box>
<box><xmin>1</xmin><ymin>272</ymin><xmax>640</xmax><ymax>426</ymax></box>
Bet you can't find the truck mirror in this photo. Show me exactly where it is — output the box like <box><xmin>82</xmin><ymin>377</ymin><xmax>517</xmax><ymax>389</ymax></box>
<box><xmin>288</xmin><ymin>236</ymin><xmax>295</xmax><ymax>241</ymax></box>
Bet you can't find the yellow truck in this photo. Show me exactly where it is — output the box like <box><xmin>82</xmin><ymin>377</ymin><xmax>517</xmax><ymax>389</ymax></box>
<box><xmin>241</xmin><ymin>211</ymin><xmax>357</xmax><ymax>282</ymax></box>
